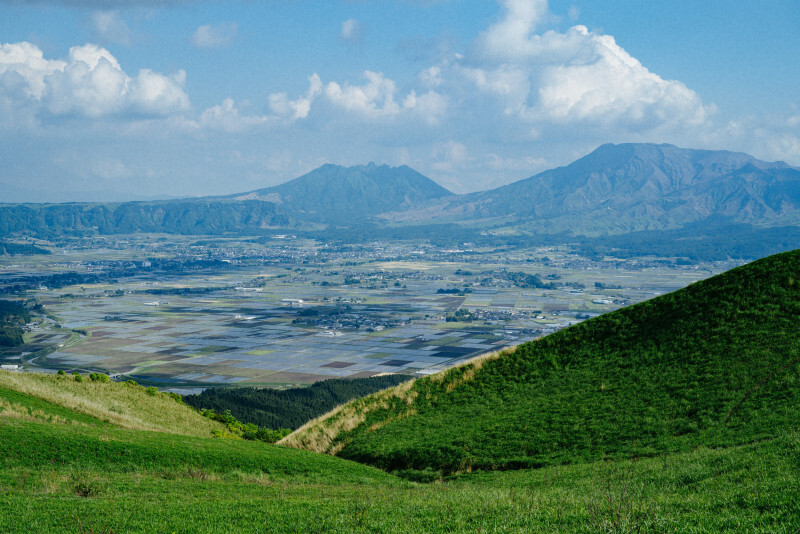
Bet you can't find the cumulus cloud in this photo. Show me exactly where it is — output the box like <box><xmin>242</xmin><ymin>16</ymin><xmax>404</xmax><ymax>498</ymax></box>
<box><xmin>339</xmin><ymin>19</ymin><xmax>363</xmax><ymax>43</ymax></box>
<box><xmin>0</xmin><ymin>41</ymin><xmax>190</xmax><ymax>120</ymax></box>
<box><xmin>197</xmin><ymin>98</ymin><xmax>271</xmax><ymax>132</ymax></box>
<box><xmin>474</xmin><ymin>0</ymin><xmax>549</xmax><ymax>62</ymax></box>
<box><xmin>90</xmin><ymin>10</ymin><xmax>132</xmax><ymax>46</ymax></box>
<box><xmin>190</xmin><ymin>22</ymin><xmax>237</xmax><ymax>49</ymax></box>
<box><xmin>460</xmin><ymin>1</ymin><xmax>712</xmax><ymax>133</ymax></box>
<box><xmin>322</xmin><ymin>70</ymin><xmax>446</xmax><ymax>123</ymax></box>
<box><xmin>324</xmin><ymin>71</ymin><xmax>401</xmax><ymax>118</ymax></box>
<box><xmin>269</xmin><ymin>73</ymin><xmax>323</xmax><ymax>120</ymax></box>
<box><xmin>712</xmin><ymin>113</ymin><xmax>800</xmax><ymax>165</ymax></box>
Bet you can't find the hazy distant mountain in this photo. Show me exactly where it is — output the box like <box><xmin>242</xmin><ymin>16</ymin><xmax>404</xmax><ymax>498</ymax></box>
<box><xmin>2</xmin><ymin>146</ymin><xmax>799</xmax><ymax>248</ymax></box>
<box><xmin>0</xmin><ymin>200</ymin><xmax>292</xmax><ymax>238</ymax></box>
<box><xmin>229</xmin><ymin>162</ymin><xmax>453</xmax><ymax>222</ymax></box>
<box><xmin>390</xmin><ymin>143</ymin><xmax>800</xmax><ymax>235</ymax></box>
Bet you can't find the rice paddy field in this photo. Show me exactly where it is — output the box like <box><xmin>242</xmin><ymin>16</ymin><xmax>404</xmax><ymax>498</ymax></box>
<box><xmin>1</xmin><ymin>235</ymin><xmax>729</xmax><ymax>390</ymax></box>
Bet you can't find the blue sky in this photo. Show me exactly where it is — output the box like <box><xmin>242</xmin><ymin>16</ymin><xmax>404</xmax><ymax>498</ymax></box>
<box><xmin>1</xmin><ymin>0</ymin><xmax>799</xmax><ymax>201</ymax></box>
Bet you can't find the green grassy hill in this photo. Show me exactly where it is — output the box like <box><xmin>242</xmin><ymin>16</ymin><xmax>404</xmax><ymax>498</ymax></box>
<box><xmin>283</xmin><ymin>249</ymin><xmax>800</xmax><ymax>476</ymax></box>
<box><xmin>2</xmin><ymin>373</ymin><xmax>798</xmax><ymax>532</ymax></box>
<box><xmin>2</xmin><ymin>249</ymin><xmax>800</xmax><ymax>532</ymax></box>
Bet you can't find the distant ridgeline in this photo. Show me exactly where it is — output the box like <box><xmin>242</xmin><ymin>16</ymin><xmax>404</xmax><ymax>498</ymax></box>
<box><xmin>282</xmin><ymin>249</ymin><xmax>800</xmax><ymax>476</ymax></box>
<box><xmin>2</xmin><ymin>144</ymin><xmax>800</xmax><ymax>259</ymax></box>
<box><xmin>0</xmin><ymin>200</ymin><xmax>292</xmax><ymax>238</ymax></box>
<box><xmin>183</xmin><ymin>374</ymin><xmax>411</xmax><ymax>430</ymax></box>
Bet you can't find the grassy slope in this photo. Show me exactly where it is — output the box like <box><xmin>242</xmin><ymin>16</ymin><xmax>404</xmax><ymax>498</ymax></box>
<box><xmin>1</xmin><ymin>413</ymin><xmax>797</xmax><ymax>532</ymax></box>
<box><xmin>1</xmin><ymin>276</ymin><xmax>799</xmax><ymax>531</ymax></box>
<box><xmin>284</xmin><ymin>249</ymin><xmax>800</xmax><ymax>474</ymax></box>
<box><xmin>0</xmin><ymin>371</ymin><xmax>222</xmax><ymax>437</ymax></box>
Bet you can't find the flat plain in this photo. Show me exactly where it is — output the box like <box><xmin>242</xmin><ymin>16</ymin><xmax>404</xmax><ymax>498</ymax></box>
<box><xmin>1</xmin><ymin>234</ymin><xmax>733</xmax><ymax>390</ymax></box>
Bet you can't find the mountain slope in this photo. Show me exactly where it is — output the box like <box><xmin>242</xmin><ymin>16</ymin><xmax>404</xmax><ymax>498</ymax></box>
<box><xmin>282</xmin><ymin>249</ymin><xmax>800</xmax><ymax>474</ymax></box>
<box><xmin>0</xmin><ymin>199</ymin><xmax>293</xmax><ymax>238</ymax></box>
<box><xmin>231</xmin><ymin>162</ymin><xmax>453</xmax><ymax>221</ymax></box>
<box><xmin>392</xmin><ymin>143</ymin><xmax>800</xmax><ymax>235</ymax></box>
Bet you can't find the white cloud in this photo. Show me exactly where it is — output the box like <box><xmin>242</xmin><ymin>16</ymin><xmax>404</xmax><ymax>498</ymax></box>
<box><xmin>322</xmin><ymin>70</ymin><xmax>445</xmax><ymax>122</ymax></box>
<box><xmin>44</xmin><ymin>45</ymin><xmax>130</xmax><ymax>117</ymax></box>
<box><xmin>90</xmin><ymin>10</ymin><xmax>132</xmax><ymax>46</ymax></box>
<box><xmin>402</xmin><ymin>89</ymin><xmax>447</xmax><ymax>125</ymax></box>
<box><xmin>197</xmin><ymin>98</ymin><xmax>271</xmax><ymax>132</ymax></box>
<box><xmin>190</xmin><ymin>22</ymin><xmax>237</xmax><ymax>49</ymax></box>
<box><xmin>325</xmin><ymin>71</ymin><xmax>401</xmax><ymax>118</ymax></box>
<box><xmin>0</xmin><ymin>42</ymin><xmax>66</xmax><ymax>100</ymax></box>
<box><xmin>475</xmin><ymin>0</ymin><xmax>549</xmax><ymax>62</ymax></box>
<box><xmin>340</xmin><ymin>19</ymin><xmax>363</xmax><ymax>43</ymax></box>
<box><xmin>710</xmin><ymin>113</ymin><xmax>800</xmax><ymax>165</ymax></box>
<box><xmin>0</xmin><ymin>41</ymin><xmax>190</xmax><ymax>119</ymax></box>
<box><xmin>128</xmin><ymin>68</ymin><xmax>190</xmax><ymax>115</ymax></box>
<box><xmin>460</xmin><ymin>4</ymin><xmax>713</xmax><ymax>134</ymax></box>
<box><xmin>532</xmin><ymin>28</ymin><xmax>710</xmax><ymax>127</ymax></box>
<box><xmin>269</xmin><ymin>73</ymin><xmax>323</xmax><ymax>120</ymax></box>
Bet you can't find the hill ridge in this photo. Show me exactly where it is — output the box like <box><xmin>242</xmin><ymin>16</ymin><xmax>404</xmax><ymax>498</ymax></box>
<box><xmin>282</xmin><ymin>249</ymin><xmax>800</xmax><ymax>475</ymax></box>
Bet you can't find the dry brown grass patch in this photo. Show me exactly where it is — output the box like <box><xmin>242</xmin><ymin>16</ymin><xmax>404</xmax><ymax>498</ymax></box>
<box><xmin>0</xmin><ymin>370</ymin><xmax>223</xmax><ymax>437</ymax></box>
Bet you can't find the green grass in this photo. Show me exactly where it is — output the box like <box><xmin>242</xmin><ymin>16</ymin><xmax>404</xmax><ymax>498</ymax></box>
<box><xmin>0</xmin><ymin>371</ymin><xmax>223</xmax><ymax>437</ymax></box>
<box><xmin>1</xmin><ymin>414</ymin><xmax>797</xmax><ymax>532</ymax></box>
<box><xmin>2</xmin><ymin>250</ymin><xmax>800</xmax><ymax>531</ymax></box>
<box><xmin>286</xmin><ymin>249</ymin><xmax>800</xmax><ymax>476</ymax></box>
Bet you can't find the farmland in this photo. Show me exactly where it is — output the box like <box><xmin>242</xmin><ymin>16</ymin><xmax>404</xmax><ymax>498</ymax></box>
<box><xmin>1</xmin><ymin>234</ymin><xmax>732</xmax><ymax>391</ymax></box>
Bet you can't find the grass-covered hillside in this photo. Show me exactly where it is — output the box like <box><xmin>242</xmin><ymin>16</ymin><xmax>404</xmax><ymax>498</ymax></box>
<box><xmin>2</xmin><ymin>246</ymin><xmax>800</xmax><ymax>533</ymax></box>
<box><xmin>2</xmin><ymin>370</ymin><xmax>798</xmax><ymax>532</ymax></box>
<box><xmin>0</xmin><ymin>371</ymin><xmax>223</xmax><ymax>437</ymax></box>
<box><xmin>283</xmin><ymin>249</ymin><xmax>800</xmax><ymax>476</ymax></box>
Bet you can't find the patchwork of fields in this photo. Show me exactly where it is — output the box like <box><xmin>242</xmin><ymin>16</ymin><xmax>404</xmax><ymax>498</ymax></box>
<box><xmin>2</xmin><ymin>237</ymin><xmax>725</xmax><ymax>389</ymax></box>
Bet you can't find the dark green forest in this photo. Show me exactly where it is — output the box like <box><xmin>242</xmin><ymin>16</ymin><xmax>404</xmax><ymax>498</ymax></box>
<box><xmin>0</xmin><ymin>300</ymin><xmax>31</xmax><ymax>347</ymax></box>
<box><xmin>183</xmin><ymin>374</ymin><xmax>410</xmax><ymax>429</ymax></box>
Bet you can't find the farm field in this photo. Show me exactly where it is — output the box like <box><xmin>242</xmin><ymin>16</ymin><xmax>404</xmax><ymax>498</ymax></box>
<box><xmin>1</xmin><ymin>235</ymin><xmax>729</xmax><ymax>390</ymax></box>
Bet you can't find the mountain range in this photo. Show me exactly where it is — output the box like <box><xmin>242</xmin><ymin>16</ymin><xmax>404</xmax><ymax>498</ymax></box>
<box><xmin>2</xmin><ymin>143</ymin><xmax>800</xmax><ymax>251</ymax></box>
<box><xmin>386</xmin><ymin>143</ymin><xmax>800</xmax><ymax>235</ymax></box>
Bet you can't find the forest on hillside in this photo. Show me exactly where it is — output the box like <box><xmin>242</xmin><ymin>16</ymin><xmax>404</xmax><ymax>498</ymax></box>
<box><xmin>183</xmin><ymin>374</ymin><xmax>410</xmax><ymax>429</ymax></box>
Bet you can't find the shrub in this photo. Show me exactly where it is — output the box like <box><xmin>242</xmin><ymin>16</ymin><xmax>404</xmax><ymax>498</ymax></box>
<box><xmin>89</xmin><ymin>373</ymin><xmax>110</xmax><ymax>383</ymax></box>
<box><xmin>145</xmin><ymin>387</ymin><xmax>158</xmax><ymax>396</ymax></box>
<box><xmin>73</xmin><ymin>373</ymin><xmax>83</xmax><ymax>383</ymax></box>
<box><xmin>167</xmin><ymin>392</ymin><xmax>184</xmax><ymax>404</ymax></box>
